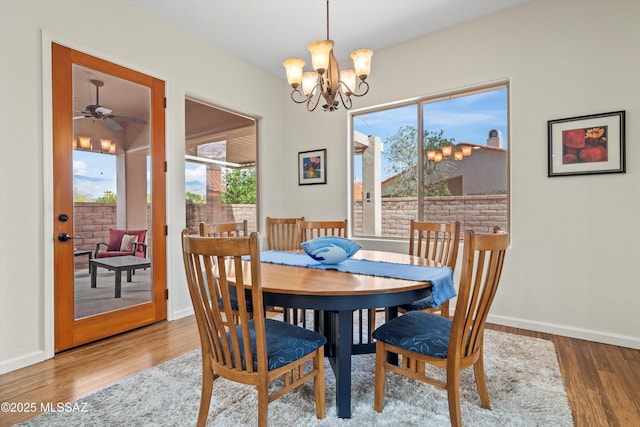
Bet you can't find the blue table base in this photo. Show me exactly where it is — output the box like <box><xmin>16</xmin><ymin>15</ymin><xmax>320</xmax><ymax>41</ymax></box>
<box><xmin>263</xmin><ymin>288</ymin><xmax>429</xmax><ymax>418</ymax></box>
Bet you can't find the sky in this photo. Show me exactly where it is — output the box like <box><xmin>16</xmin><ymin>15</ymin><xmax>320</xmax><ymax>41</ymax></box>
<box><xmin>73</xmin><ymin>151</ymin><xmax>154</xmax><ymax>200</ymax></box>
<box><xmin>73</xmin><ymin>152</ymin><xmax>206</xmax><ymax>200</ymax></box>
<box><xmin>73</xmin><ymin>151</ymin><xmax>117</xmax><ymax>199</ymax></box>
<box><xmin>74</xmin><ymin>87</ymin><xmax>507</xmax><ymax>198</ymax></box>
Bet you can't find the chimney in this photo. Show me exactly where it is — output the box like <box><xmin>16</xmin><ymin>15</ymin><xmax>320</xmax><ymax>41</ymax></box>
<box><xmin>487</xmin><ymin>129</ymin><xmax>503</xmax><ymax>148</ymax></box>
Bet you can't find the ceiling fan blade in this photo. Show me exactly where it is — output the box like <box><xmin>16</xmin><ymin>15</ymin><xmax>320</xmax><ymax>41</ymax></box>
<box><xmin>111</xmin><ymin>115</ymin><xmax>148</xmax><ymax>125</ymax></box>
<box><xmin>102</xmin><ymin>117</ymin><xmax>123</xmax><ymax>131</ymax></box>
<box><xmin>73</xmin><ymin>115</ymin><xmax>88</xmax><ymax>120</ymax></box>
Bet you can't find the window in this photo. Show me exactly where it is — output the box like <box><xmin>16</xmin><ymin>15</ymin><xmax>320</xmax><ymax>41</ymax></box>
<box><xmin>184</xmin><ymin>99</ymin><xmax>257</xmax><ymax>232</ymax></box>
<box><xmin>352</xmin><ymin>84</ymin><xmax>508</xmax><ymax>238</ymax></box>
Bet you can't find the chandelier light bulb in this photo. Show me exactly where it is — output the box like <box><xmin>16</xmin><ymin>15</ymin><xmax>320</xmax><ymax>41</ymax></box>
<box><xmin>340</xmin><ymin>69</ymin><xmax>356</xmax><ymax>95</ymax></box>
<box><xmin>302</xmin><ymin>72</ymin><xmax>319</xmax><ymax>96</ymax></box>
<box><xmin>283</xmin><ymin>58</ymin><xmax>305</xmax><ymax>88</ymax></box>
<box><xmin>308</xmin><ymin>40</ymin><xmax>333</xmax><ymax>74</ymax></box>
<box><xmin>78</xmin><ymin>135</ymin><xmax>92</xmax><ymax>149</ymax></box>
<box><xmin>350</xmin><ymin>49</ymin><xmax>373</xmax><ymax>79</ymax></box>
<box><xmin>100</xmin><ymin>138</ymin><xmax>112</xmax><ymax>151</ymax></box>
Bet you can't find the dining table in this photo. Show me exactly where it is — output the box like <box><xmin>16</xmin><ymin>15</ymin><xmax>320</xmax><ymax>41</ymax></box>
<box><xmin>230</xmin><ymin>249</ymin><xmax>453</xmax><ymax>419</ymax></box>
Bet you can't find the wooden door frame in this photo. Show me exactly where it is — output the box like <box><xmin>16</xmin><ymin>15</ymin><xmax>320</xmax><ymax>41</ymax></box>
<box><xmin>49</xmin><ymin>42</ymin><xmax>166</xmax><ymax>352</ymax></box>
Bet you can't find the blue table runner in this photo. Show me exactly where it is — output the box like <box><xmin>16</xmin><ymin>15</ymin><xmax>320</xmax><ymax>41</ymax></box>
<box><xmin>258</xmin><ymin>251</ymin><xmax>456</xmax><ymax>309</ymax></box>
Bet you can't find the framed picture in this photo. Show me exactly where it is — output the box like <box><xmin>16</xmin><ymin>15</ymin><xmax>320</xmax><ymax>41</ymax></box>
<box><xmin>548</xmin><ymin>111</ymin><xmax>625</xmax><ymax>177</ymax></box>
<box><xmin>298</xmin><ymin>149</ymin><xmax>327</xmax><ymax>185</ymax></box>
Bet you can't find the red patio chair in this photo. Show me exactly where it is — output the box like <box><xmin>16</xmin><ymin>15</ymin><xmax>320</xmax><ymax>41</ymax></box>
<box><xmin>95</xmin><ymin>229</ymin><xmax>148</xmax><ymax>259</ymax></box>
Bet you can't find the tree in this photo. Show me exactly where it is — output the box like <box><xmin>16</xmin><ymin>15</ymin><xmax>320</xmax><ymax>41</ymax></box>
<box><xmin>185</xmin><ymin>192</ymin><xmax>205</xmax><ymax>204</ymax></box>
<box><xmin>73</xmin><ymin>194</ymin><xmax>92</xmax><ymax>202</ymax></box>
<box><xmin>221</xmin><ymin>168</ymin><xmax>256</xmax><ymax>204</ymax></box>
<box><xmin>383</xmin><ymin>125</ymin><xmax>455</xmax><ymax>197</ymax></box>
<box><xmin>95</xmin><ymin>190</ymin><xmax>117</xmax><ymax>202</ymax></box>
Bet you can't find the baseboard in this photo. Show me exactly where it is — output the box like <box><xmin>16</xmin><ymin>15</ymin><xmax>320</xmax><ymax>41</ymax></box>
<box><xmin>488</xmin><ymin>313</ymin><xmax>640</xmax><ymax>350</ymax></box>
<box><xmin>0</xmin><ymin>350</ymin><xmax>48</xmax><ymax>375</ymax></box>
<box><xmin>169</xmin><ymin>306</ymin><xmax>194</xmax><ymax>321</ymax></box>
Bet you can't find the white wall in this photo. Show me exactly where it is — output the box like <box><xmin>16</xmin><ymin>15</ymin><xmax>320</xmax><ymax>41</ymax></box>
<box><xmin>0</xmin><ymin>0</ymin><xmax>285</xmax><ymax>373</ymax></box>
<box><xmin>281</xmin><ymin>0</ymin><xmax>640</xmax><ymax>348</ymax></box>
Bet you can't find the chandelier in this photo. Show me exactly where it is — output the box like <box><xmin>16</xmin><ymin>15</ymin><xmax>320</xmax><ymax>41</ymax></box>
<box><xmin>282</xmin><ymin>0</ymin><xmax>373</xmax><ymax>112</ymax></box>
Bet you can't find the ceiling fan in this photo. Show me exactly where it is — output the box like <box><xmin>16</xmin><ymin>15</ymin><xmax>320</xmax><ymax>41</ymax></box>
<box><xmin>74</xmin><ymin>79</ymin><xmax>147</xmax><ymax>131</ymax></box>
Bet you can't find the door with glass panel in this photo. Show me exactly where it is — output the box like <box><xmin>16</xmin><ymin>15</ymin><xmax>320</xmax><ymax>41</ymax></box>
<box><xmin>52</xmin><ymin>44</ymin><xmax>166</xmax><ymax>352</ymax></box>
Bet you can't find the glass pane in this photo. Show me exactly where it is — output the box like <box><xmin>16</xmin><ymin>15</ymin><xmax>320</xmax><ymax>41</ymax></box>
<box><xmin>421</xmin><ymin>86</ymin><xmax>508</xmax><ymax>234</ymax></box>
<box><xmin>353</xmin><ymin>104</ymin><xmax>418</xmax><ymax>237</ymax></box>
<box><xmin>184</xmin><ymin>99</ymin><xmax>257</xmax><ymax>233</ymax></box>
<box><xmin>72</xmin><ymin>64</ymin><xmax>152</xmax><ymax>319</ymax></box>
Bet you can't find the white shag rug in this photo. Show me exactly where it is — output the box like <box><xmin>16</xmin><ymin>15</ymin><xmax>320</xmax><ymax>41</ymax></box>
<box><xmin>19</xmin><ymin>328</ymin><xmax>573</xmax><ymax>426</ymax></box>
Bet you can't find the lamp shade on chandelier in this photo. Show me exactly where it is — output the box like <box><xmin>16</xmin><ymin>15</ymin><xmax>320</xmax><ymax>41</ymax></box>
<box><xmin>283</xmin><ymin>0</ymin><xmax>373</xmax><ymax>112</ymax></box>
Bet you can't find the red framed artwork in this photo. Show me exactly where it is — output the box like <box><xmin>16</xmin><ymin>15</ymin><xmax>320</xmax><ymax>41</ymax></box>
<box><xmin>548</xmin><ymin>111</ymin><xmax>625</xmax><ymax>177</ymax></box>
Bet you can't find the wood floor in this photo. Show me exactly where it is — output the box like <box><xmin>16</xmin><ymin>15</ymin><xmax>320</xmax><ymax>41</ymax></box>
<box><xmin>1</xmin><ymin>316</ymin><xmax>638</xmax><ymax>426</ymax></box>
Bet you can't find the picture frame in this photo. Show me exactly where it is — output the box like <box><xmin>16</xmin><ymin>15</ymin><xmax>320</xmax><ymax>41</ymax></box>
<box><xmin>298</xmin><ymin>149</ymin><xmax>327</xmax><ymax>185</ymax></box>
<box><xmin>548</xmin><ymin>111</ymin><xmax>625</xmax><ymax>177</ymax></box>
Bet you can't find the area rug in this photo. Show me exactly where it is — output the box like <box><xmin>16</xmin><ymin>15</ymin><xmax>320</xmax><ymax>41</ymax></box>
<box><xmin>19</xmin><ymin>328</ymin><xmax>572</xmax><ymax>426</ymax></box>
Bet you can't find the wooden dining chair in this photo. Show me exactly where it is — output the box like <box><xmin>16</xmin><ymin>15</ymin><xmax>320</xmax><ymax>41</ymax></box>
<box><xmin>265</xmin><ymin>216</ymin><xmax>304</xmax><ymax>319</ymax></box>
<box><xmin>402</xmin><ymin>220</ymin><xmax>461</xmax><ymax>317</ymax></box>
<box><xmin>297</xmin><ymin>219</ymin><xmax>347</xmax><ymax>244</ymax></box>
<box><xmin>199</xmin><ymin>220</ymin><xmax>248</xmax><ymax>237</ymax></box>
<box><xmin>372</xmin><ymin>229</ymin><xmax>509</xmax><ymax>427</ymax></box>
<box><xmin>181</xmin><ymin>230</ymin><xmax>326</xmax><ymax>427</ymax></box>
<box><xmin>296</xmin><ymin>219</ymin><xmax>375</xmax><ymax>343</ymax></box>
<box><xmin>295</xmin><ymin>219</ymin><xmax>349</xmax><ymax>328</ymax></box>
<box><xmin>266</xmin><ymin>216</ymin><xmax>304</xmax><ymax>251</ymax></box>
<box><xmin>199</xmin><ymin>221</ymin><xmax>251</xmax><ymax>324</ymax></box>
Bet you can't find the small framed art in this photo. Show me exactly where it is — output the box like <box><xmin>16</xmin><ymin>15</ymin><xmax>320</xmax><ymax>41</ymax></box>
<box><xmin>298</xmin><ymin>149</ymin><xmax>327</xmax><ymax>185</ymax></box>
<box><xmin>547</xmin><ymin>110</ymin><xmax>625</xmax><ymax>177</ymax></box>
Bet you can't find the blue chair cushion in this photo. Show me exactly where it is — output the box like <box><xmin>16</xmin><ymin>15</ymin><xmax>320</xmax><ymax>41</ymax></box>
<box><xmin>398</xmin><ymin>289</ymin><xmax>434</xmax><ymax>311</ymax></box>
<box><xmin>229</xmin><ymin>318</ymin><xmax>327</xmax><ymax>370</ymax></box>
<box><xmin>218</xmin><ymin>296</ymin><xmax>253</xmax><ymax>313</ymax></box>
<box><xmin>301</xmin><ymin>236</ymin><xmax>362</xmax><ymax>264</ymax></box>
<box><xmin>372</xmin><ymin>310</ymin><xmax>452</xmax><ymax>358</ymax></box>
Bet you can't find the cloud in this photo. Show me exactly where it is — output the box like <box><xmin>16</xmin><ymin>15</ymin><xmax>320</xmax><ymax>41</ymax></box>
<box><xmin>73</xmin><ymin>160</ymin><xmax>87</xmax><ymax>175</ymax></box>
<box><xmin>185</xmin><ymin>163</ymin><xmax>206</xmax><ymax>182</ymax></box>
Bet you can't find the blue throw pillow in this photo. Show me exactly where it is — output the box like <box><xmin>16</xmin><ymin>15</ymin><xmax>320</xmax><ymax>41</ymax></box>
<box><xmin>301</xmin><ymin>236</ymin><xmax>362</xmax><ymax>264</ymax></box>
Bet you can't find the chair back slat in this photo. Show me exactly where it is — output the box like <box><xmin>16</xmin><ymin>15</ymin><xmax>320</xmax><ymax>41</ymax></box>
<box><xmin>451</xmin><ymin>230</ymin><xmax>508</xmax><ymax>358</ymax></box>
<box><xmin>409</xmin><ymin>220</ymin><xmax>460</xmax><ymax>270</ymax></box>
<box><xmin>297</xmin><ymin>220</ymin><xmax>347</xmax><ymax>246</ymax></box>
<box><xmin>199</xmin><ymin>220</ymin><xmax>248</xmax><ymax>238</ymax></box>
<box><xmin>182</xmin><ymin>231</ymin><xmax>266</xmax><ymax>374</ymax></box>
<box><xmin>266</xmin><ymin>217</ymin><xmax>304</xmax><ymax>251</ymax></box>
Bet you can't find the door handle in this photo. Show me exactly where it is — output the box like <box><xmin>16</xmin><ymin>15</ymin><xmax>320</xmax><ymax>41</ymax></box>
<box><xmin>57</xmin><ymin>233</ymin><xmax>78</xmax><ymax>242</ymax></box>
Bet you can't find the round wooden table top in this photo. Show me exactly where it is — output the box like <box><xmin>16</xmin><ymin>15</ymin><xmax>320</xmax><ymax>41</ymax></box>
<box><xmin>230</xmin><ymin>249</ymin><xmax>442</xmax><ymax>296</ymax></box>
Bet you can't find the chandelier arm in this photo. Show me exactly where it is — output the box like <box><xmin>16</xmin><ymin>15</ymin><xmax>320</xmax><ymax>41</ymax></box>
<box><xmin>290</xmin><ymin>88</ymin><xmax>313</xmax><ymax>104</ymax></box>
<box><xmin>337</xmin><ymin>90</ymin><xmax>352</xmax><ymax>110</ymax></box>
<box><xmin>306</xmin><ymin>90</ymin><xmax>322</xmax><ymax>112</ymax></box>
<box><xmin>349</xmin><ymin>80</ymin><xmax>370</xmax><ymax>98</ymax></box>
